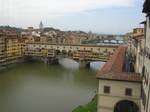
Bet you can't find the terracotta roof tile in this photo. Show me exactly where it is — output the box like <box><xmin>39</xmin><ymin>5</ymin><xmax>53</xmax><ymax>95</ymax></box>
<box><xmin>96</xmin><ymin>46</ymin><xmax>141</xmax><ymax>82</ymax></box>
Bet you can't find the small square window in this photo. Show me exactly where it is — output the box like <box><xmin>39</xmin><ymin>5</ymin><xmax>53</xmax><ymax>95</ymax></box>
<box><xmin>125</xmin><ymin>88</ymin><xmax>132</xmax><ymax>96</ymax></box>
<box><xmin>104</xmin><ymin>86</ymin><xmax>110</xmax><ymax>94</ymax></box>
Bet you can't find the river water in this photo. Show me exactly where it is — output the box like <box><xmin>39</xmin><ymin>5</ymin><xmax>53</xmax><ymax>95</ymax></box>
<box><xmin>0</xmin><ymin>58</ymin><xmax>105</xmax><ymax>112</ymax></box>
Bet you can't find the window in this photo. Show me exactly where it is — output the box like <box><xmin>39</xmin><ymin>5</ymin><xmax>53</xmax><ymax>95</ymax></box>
<box><xmin>105</xmin><ymin>49</ymin><xmax>108</xmax><ymax>52</ymax></box>
<box><xmin>104</xmin><ymin>86</ymin><xmax>110</xmax><ymax>94</ymax></box>
<box><xmin>125</xmin><ymin>88</ymin><xmax>132</xmax><ymax>96</ymax></box>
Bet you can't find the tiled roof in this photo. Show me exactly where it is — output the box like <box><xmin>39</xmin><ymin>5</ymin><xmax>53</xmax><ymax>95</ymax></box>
<box><xmin>96</xmin><ymin>46</ymin><xmax>141</xmax><ymax>82</ymax></box>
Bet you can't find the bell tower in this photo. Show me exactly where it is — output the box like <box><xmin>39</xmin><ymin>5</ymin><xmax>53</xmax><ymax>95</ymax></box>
<box><xmin>39</xmin><ymin>21</ymin><xmax>43</xmax><ymax>33</ymax></box>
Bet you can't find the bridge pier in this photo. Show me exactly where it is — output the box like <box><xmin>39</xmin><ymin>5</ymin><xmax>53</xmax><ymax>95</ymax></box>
<box><xmin>48</xmin><ymin>57</ymin><xmax>58</xmax><ymax>64</ymax></box>
<box><xmin>34</xmin><ymin>57</ymin><xmax>58</xmax><ymax>64</ymax></box>
<box><xmin>79</xmin><ymin>60</ymin><xmax>90</xmax><ymax>68</ymax></box>
<box><xmin>43</xmin><ymin>58</ymin><xmax>49</xmax><ymax>64</ymax></box>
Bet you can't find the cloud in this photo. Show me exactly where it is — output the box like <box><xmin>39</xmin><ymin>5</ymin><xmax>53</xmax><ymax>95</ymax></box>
<box><xmin>1</xmin><ymin>0</ymin><xmax>135</xmax><ymax>16</ymax></box>
<box><xmin>0</xmin><ymin>0</ymin><xmax>135</xmax><ymax>27</ymax></box>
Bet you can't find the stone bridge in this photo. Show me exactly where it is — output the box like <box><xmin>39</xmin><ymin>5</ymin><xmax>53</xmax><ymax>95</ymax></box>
<box><xmin>24</xmin><ymin>43</ymin><xmax>118</xmax><ymax>68</ymax></box>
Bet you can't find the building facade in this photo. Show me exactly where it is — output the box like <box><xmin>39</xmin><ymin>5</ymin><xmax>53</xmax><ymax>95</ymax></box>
<box><xmin>96</xmin><ymin>46</ymin><xmax>141</xmax><ymax>112</ymax></box>
<box><xmin>141</xmin><ymin>0</ymin><xmax>150</xmax><ymax>112</ymax></box>
<box><xmin>128</xmin><ymin>28</ymin><xmax>145</xmax><ymax>74</ymax></box>
<box><xmin>0</xmin><ymin>32</ymin><xmax>6</xmax><ymax>66</ymax></box>
<box><xmin>6</xmin><ymin>34</ymin><xmax>23</xmax><ymax>63</ymax></box>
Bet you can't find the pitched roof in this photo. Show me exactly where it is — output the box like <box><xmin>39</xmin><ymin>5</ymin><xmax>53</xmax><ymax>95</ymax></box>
<box><xmin>96</xmin><ymin>46</ymin><xmax>141</xmax><ymax>83</ymax></box>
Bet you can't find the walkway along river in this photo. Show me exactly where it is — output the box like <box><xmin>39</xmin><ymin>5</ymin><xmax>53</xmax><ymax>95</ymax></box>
<box><xmin>0</xmin><ymin>58</ymin><xmax>105</xmax><ymax>112</ymax></box>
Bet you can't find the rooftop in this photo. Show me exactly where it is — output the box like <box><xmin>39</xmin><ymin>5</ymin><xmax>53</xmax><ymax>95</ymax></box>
<box><xmin>131</xmin><ymin>34</ymin><xmax>144</xmax><ymax>40</ymax></box>
<box><xmin>96</xmin><ymin>46</ymin><xmax>141</xmax><ymax>82</ymax></box>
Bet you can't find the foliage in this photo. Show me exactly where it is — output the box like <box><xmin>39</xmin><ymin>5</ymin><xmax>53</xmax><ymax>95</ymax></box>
<box><xmin>72</xmin><ymin>95</ymin><xmax>97</xmax><ymax>112</ymax></box>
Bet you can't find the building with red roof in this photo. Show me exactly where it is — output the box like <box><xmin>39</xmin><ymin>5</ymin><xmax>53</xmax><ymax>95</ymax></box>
<box><xmin>96</xmin><ymin>46</ymin><xmax>141</xmax><ymax>112</ymax></box>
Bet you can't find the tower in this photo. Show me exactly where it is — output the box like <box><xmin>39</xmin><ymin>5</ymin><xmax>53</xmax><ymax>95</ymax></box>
<box><xmin>39</xmin><ymin>21</ymin><xmax>43</xmax><ymax>33</ymax></box>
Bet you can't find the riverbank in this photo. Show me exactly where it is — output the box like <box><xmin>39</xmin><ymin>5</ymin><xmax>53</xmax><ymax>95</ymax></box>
<box><xmin>72</xmin><ymin>95</ymin><xmax>97</xmax><ymax>112</ymax></box>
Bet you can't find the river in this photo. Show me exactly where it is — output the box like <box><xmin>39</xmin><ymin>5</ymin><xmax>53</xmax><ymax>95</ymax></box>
<box><xmin>0</xmin><ymin>58</ymin><xmax>105</xmax><ymax>112</ymax></box>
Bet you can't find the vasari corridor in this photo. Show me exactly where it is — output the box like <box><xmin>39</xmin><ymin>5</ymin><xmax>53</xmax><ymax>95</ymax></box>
<box><xmin>0</xmin><ymin>0</ymin><xmax>150</xmax><ymax>112</ymax></box>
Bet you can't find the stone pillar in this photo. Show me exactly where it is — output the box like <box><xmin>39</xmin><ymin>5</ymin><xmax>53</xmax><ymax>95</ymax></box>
<box><xmin>43</xmin><ymin>57</ymin><xmax>49</xmax><ymax>64</ymax></box>
<box><xmin>48</xmin><ymin>57</ymin><xmax>58</xmax><ymax>64</ymax></box>
<box><xmin>116</xmin><ymin>40</ymin><xmax>119</xmax><ymax>44</ymax></box>
<box><xmin>79</xmin><ymin>60</ymin><xmax>90</xmax><ymax>68</ymax></box>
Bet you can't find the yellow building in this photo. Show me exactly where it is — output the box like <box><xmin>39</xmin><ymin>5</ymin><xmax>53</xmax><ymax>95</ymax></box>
<box><xmin>6</xmin><ymin>34</ymin><xmax>23</xmax><ymax>62</ymax></box>
<box><xmin>0</xmin><ymin>32</ymin><xmax>6</xmax><ymax>65</ymax></box>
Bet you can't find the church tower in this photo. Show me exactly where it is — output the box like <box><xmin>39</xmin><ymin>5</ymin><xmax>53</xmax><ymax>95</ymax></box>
<box><xmin>39</xmin><ymin>21</ymin><xmax>43</xmax><ymax>33</ymax></box>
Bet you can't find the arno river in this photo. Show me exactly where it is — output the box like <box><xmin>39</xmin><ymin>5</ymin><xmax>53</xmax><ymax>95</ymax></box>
<box><xmin>0</xmin><ymin>58</ymin><xmax>105</xmax><ymax>112</ymax></box>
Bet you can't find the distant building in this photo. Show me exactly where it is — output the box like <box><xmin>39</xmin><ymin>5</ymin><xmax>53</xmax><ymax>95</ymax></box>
<box><xmin>39</xmin><ymin>21</ymin><xmax>43</xmax><ymax>33</ymax></box>
<box><xmin>27</xmin><ymin>27</ymin><xmax>34</xmax><ymax>36</ymax></box>
<box><xmin>132</xmin><ymin>31</ymin><xmax>145</xmax><ymax>74</ymax></box>
<box><xmin>6</xmin><ymin>33</ymin><xmax>23</xmax><ymax>63</ymax></box>
<box><xmin>0</xmin><ymin>32</ymin><xmax>6</xmax><ymax>66</ymax></box>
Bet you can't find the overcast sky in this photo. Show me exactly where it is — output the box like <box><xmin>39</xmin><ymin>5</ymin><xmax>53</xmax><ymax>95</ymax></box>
<box><xmin>0</xmin><ymin>0</ymin><xmax>145</xmax><ymax>34</ymax></box>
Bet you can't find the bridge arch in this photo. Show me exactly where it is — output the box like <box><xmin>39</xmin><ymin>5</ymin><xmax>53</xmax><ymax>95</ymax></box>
<box><xmin>68</xmin><ymin>50</ymin><xmax>73</xmax><ymax>56</ymax></box>
<box><xmin>62</xmin><ymin>50</ymin><xmax>67</xmax><ymax>55</ymax></box>
<box><xmin>55</xmin><ymin>49</ymin><xmax>61</xmax><ymax>55</ymax></box>
<box><xmin>114</xmin><ymin>100</ymin><xmax>139</xmax><ymax>112</ymax></box>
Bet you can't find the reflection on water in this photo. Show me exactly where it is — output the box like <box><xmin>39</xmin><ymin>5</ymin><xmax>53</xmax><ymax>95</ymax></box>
<box><xmin>0</xmin><ymin>59</ymin><xmax>105</xmax><ymax>112</ymax></box>
<box><xmin>90</xmin><ymin>61</ymin><xmax>105</xmax><ymax>70</ymax></box>
<box><xmin>59</xmin><ymin>58</ymin><xmax>105</xmax><ymax>71</ymax></box>
<box><xmin>59</xmin><ymin>58</ymin><xmax>79</xmax><ymax>70</ymax></box>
